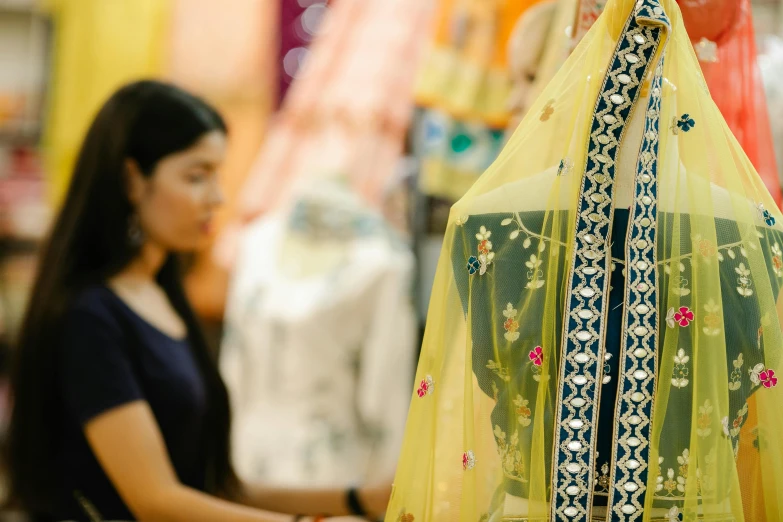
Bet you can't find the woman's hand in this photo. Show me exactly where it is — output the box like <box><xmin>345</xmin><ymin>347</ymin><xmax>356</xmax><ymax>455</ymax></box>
<box><xmin>236</xmin><ymin>482</ymin><xmax>392</xmax><ymax>520</ymax></box>
<box><xmin>357</xmin><ymin>484</ymin><xmax>392</xmax><ymax>519</ymax></box>
<box><xmin>84</xmin><ymin>401</ymin><xmax>295</xmax><ymax>522</ymax></box>
<box><xmin>297</xmin><ymin>518</ymin><xmax>367</xmax><ymax>522</ymax></box>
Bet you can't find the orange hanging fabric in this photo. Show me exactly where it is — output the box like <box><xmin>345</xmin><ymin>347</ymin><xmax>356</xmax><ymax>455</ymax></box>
<box><xmin>677</xmin><ymin>0</ymin><xmax>782</xmax><ymax>207</ymax></box>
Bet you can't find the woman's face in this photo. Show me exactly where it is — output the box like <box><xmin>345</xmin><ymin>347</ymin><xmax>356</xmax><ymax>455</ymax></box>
<box><xmin>129</xmin><ymin>130</ymin><xmax>227</xmax><ymax>253</ymax></box>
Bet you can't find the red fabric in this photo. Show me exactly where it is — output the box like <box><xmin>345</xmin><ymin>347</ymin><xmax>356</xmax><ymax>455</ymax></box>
<box><xmin>574</xmin><ymin>0</ymin><xmax>604</xmax><ymax>43</ymax></box>
<box><xmin>678</xmin><ymin>0</ymin><xmax>741</xmax><ymax>43</ymax></box>
<box><xmin>678</xmin><ymin>0</ymin><xmax>782</xmax><ymax>207</ymax></box>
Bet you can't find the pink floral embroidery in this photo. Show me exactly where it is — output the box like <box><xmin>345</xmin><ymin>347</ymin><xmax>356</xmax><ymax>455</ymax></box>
<box><xmin>529</xmin><ymin>346</ymin><xmax>544</xmax><ymax>366</ymax></box>
<box><xmin>462</xmin><ymin>450</ymin><xmax>476</xmax><ymax>470</ymax></box>
<box><xmin>760</xmin><ymin>369</ymin><xmax>778</xmax><ymax>388</ymax></box>
<box><xmin>673</xmin><ymin>306</ymin><xmax>694</xmax><ymax>327</ymax></box>
<box><xmin>417</xmin><ymin>375</ymin><xmax>434</xmax><ymax>397</ymax></box>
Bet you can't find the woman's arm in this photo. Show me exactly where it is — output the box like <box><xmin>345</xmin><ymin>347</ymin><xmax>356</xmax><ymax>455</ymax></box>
<box><xmin>237</xmin><ymin>483</ymin><xmax>392</xmax><ymax>520</ymax></box>
<box><xmin>85</xmin><ymin>401</ymin><xmax>298</xmax><ymax>522</ymax></box>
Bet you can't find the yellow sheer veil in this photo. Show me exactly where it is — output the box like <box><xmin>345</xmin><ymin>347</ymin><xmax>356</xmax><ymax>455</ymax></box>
<box><xmin>387</xmin><ymin>0</ymin><xmax>783</xmax><ymax>520</ymax></box>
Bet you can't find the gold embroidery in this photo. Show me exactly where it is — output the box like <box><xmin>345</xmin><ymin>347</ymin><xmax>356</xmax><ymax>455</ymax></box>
<box><xmin>696</xmin><ymin>400</ymin><xmax>714</xmax><ymax>439</ymax></box>
<box><xmin>503</xmin><ymin>303</ymin><xmax>521</xmax><ymax>342</ymax></box>
<box><xmin>494</xmin><ymin>426</ymin><xmax>528</xmax><ymax>483</ymax></box>
<box><xmin>487</xmin><ymin>360</ymin><xmax>510</xmax><ymax>382</ymax></box>
<box><xmin>672</xmin><ymin>349</ymin><xmax>690</xmax><ymax>388</ymax></box>
<box><xmin>539</xmin><ymin>99</ymin><xmax>555</xmax><ymax>121</ymax></box>
<box><xmin>728</xmin><ymin>353</ymin><xmax>743</xmax><ymax>391</ymax></box>
<box><xmin>513</xmin><ymin>395</ymin><xmax>532</xmax><ymax>427</ymax></box>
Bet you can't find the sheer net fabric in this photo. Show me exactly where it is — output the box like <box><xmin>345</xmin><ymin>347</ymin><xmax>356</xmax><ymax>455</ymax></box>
<box><xmin>387</xmin><ymin>0</ymin><xmax>783</xmax><ymax>520</ymax></box>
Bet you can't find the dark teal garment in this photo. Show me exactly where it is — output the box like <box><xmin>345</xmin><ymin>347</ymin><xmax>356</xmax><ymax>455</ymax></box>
<box><xmin>451</xmin><ymin>210</ymin><xmax>781</xmax><ymax>502</ymax></box>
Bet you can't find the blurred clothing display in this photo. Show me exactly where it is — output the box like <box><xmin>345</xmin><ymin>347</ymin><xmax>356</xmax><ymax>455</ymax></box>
<box><xmin>514</xmin><ymin>0</ymin><xmax>630</xmax><ymax>118</ymax></box>
<box><xmin>277</xmin><ymin>0</ymin><xmax>330</xmax><ymax>107</ymax></box>
<box><xmin>511</xmin><ymin>0</ymin><xmax>579</xmax><ymax>128</ymax></box>
<box><xmin>508</xmin><ymin>0</ymin><xmax>783</xmax><ymax>207</ymax></box>
<box><xmin>40</xmin><ymin>0</ymin><xmax>170</xmax><ymax>205</ymax></box>
<box><xmin>233</xmin><ymin>0</ymin><xmax>432</xmax><ymax>227</ymax></box>
<box><xmin>168</xmin><ymin>0</ymin><xmax>271</xmax><ymax>100</ymax></box>
<box><xmin>759</xmin><ymin>36</ymin><xmax>783</xmax><ymax>199</ymax></box>
<box><xmin>167</xmin><ymin>0</ymin><xmax>275</xmax><ymax>321</ymax></box>
<box><xmin>0</xmin><ymin>146</ymin><xmax>48</xmax><ymax>241</ymax></box>
<box><xmin>221</xmin><ymin>182</ymin><xmax>416</xmax><ymax>486</ymax></box>
<box><xmin>505</xmin><ymin>0</ymin><xmax>558</xmax><ymax>128</ymax></box>
<box><xmin>677</xmin><ymin>0</ymin><xmax>782</xmax><ymax>207</ymax></box>
<box><xmin>412</xmin><ymin>0</ymin><xmax>544</xmax><ymax>201</ymax></box>
<box><xmin>506</xmin><ymin>0</ymin><xmax>607</xmax><ymax>125</ymax></box>
<box><xmin>0</xmin><ymin>7</ymin><xmax>49</xmax><ymax>140</ymax></box>
<box><xmin>573</xmin><ymin>0</ymin><xmax>605</xmax><ymax>41</ymax></box>
<box><xmin>415</xmin><ymin>0</ymin><xmax>531</xmax><ymax>125</ymax></box>
<box><xmin>216</xmin><ymin>0</ymin><xmax>427</xmax><ymax>486</ymax></box>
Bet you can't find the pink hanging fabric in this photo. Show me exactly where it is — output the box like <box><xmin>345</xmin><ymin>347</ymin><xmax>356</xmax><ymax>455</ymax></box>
<box><xmin>678</xmin><ymin>0</ymin><xmax>782</xmax><ymax>207</ymax></box>
<box><xmin>236</xmin><ymin>0</ymin><xmax>432</xmax><ymax>223</ymax></box>
<box><xmin>277</xmin><ymin>0</ymin><xmax>330</xmax><ymax>107</ymax></box>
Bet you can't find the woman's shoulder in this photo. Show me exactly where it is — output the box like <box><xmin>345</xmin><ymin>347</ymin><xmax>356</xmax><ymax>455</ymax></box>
<box><xmin>65</xmin><ymin>284</ymin><xmax>124</xmax><ymax>330</ymax></box>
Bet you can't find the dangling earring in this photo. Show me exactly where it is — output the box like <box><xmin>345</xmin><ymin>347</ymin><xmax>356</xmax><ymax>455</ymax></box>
<box><xmin>127</xmin><ymin>213</ymin><xmax>145</xmax><ymax>247</ymax></box>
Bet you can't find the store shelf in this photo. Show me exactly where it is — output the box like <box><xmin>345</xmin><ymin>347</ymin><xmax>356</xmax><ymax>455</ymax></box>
<box><xmin>0</xmin><ymin>0</ymin><xmax>40</xmax><ymax>15</ymax></box>
<box><xmin>0</xmin><ymin>5</ymin><xmax>51</xmax><ymax>149</ymax></box>
<box><xmin>0</xmin><ymin>127</ymin><xmax>42</xmax><ymax>144</ymax></box>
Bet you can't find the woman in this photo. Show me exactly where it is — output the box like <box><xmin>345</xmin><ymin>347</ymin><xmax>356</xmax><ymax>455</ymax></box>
<box><xmin>387</xmin><ymin>0</ymin><xmax>783</xmax><ymax>520</ymax></box>
<box><xmin>6</xmin><ymin>81</ymin><xmax>388</xmax><ymax>522</ymax></box>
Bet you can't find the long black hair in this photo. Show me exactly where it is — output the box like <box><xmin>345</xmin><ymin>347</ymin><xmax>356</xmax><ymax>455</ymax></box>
<box><xmin>6</xmin><ymin>80</ymin><xmax>239</xmax><ymax>513</ymax></box>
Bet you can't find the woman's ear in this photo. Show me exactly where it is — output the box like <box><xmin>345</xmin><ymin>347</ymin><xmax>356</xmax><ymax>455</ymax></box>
<box><xmin>124</xmin><ymin>158</ymin><xmax>147</xmax><ymax>206</ymax></box>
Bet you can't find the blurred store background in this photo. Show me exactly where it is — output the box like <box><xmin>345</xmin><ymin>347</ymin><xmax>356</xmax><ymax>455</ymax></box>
<box><xmin>1</xmin><ymin>0</ymin><xmax>783</xmax><ymax>518</ymax></box>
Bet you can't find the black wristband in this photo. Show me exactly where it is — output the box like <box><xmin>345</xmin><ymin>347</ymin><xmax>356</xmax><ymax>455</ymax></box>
<box><xmin>346</xmin><ymin>487</ymin><xmax>368</xmax><ymax>516</ymax></box>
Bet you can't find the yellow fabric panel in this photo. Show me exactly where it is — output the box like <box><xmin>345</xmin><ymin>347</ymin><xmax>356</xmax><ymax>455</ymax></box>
<box><xmin>389</xmin><ymin>0</ymin><xmax>783</xmax><ymax>519</ymax></box>
<box><xmin>41</xmin><ymin>0</ymin><xmax>170</xmax><ymax>206</ymax></box>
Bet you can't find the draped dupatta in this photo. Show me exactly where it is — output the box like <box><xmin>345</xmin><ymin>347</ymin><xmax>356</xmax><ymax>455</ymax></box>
<box><xmin>386</xmin><ymin>0</ymin><xmax>783</xmax><ymax>520</ymax></box>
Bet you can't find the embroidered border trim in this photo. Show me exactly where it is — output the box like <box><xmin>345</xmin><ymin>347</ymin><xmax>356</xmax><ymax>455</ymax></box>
<box><xmin>500</xmin><ymin>515</ymin><xmax>738</xmax><ymax>522</ymax></box>
<box><xmin>550</xmin><ymin>1</ymin><xmax>668</xmax><ymax>520</ymax></box>
<box><xmin>635</xmin><ymin>0</ymin><xmax>672</xmax><ymax>32</ymax></box>
<box><xmin>606</xmin><ymin>56</ymin><xmax>665</xmax><ymax>521</ymax></box>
